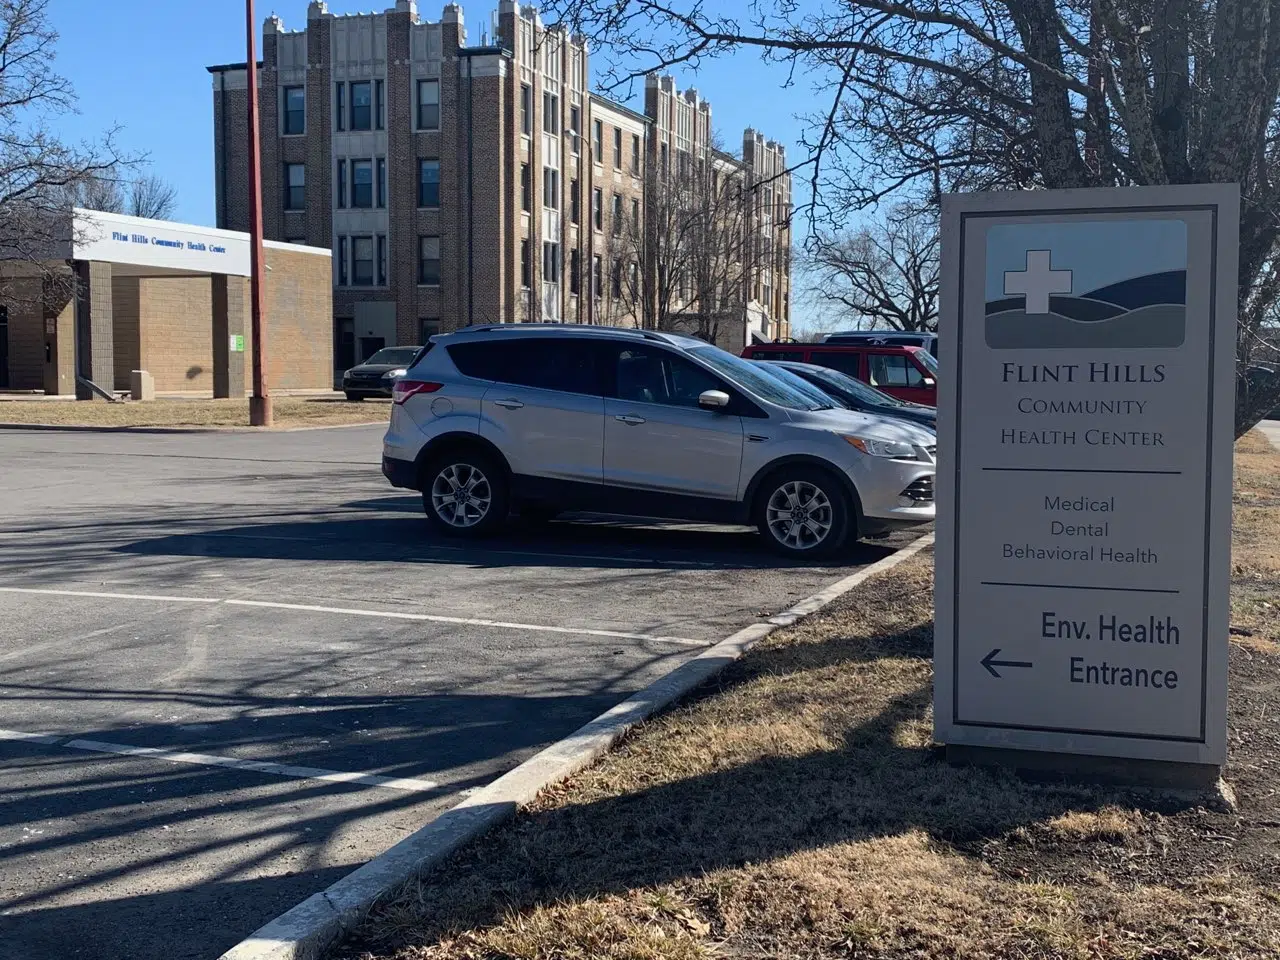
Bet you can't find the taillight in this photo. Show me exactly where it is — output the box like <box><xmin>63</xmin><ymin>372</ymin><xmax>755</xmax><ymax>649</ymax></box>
<box><xmin>392</xmin><ymin>380</ymin><xmax>443</xmax><ymax>404</ymax></box>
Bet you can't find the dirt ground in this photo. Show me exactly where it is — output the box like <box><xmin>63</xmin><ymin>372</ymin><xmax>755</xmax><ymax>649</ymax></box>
<box><xmin>0</xmin><ymin>396</ymin><xmax>389</xmax><ymax>428</ymax></box>
<box><xmin>332</xmin><ymin>431</ymin><xmax>1280</xmax><ymax>960</ymax></box>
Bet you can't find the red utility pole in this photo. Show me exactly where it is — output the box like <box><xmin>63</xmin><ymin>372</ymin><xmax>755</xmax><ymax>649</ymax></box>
<box><xmin>245</xmin><ymin>0</ymin><xmax>272</xmax><ymax>427</ymax></box>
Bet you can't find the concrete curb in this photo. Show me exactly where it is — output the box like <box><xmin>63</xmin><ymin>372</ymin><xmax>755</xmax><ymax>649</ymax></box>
<box><xmin>218</xmin><ymin>533</ymin><xmax>937</xmax><ymax>960</ymax></box>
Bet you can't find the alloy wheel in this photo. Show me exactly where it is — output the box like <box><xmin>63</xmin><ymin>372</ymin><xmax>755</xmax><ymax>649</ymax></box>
<box><xmin>430</xmin><ymin>463</ymin><xmax>493</xmax><ymax>528</ymax></box>
<box><xmin>765</xmin><ymin>480</ymin><xmax>834</xmax><ymax>551</ymax></box>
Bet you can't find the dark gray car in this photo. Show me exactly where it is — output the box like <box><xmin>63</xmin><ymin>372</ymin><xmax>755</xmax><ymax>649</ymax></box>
<box><xmin>342</xmin><ymin>346</ymin><xmax>422</xmax><ymax>400</ymax></box>
<box><xmin>767</xmin><ymin>360</ymin><xmax>937</xmax><ymax>429</ymax></box>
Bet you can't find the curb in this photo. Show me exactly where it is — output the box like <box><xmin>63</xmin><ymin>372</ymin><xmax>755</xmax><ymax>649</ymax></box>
<box><xmin>218</xmin><ymin>533</ymin><xmax>936</xmax><ymax>960</ymax></box>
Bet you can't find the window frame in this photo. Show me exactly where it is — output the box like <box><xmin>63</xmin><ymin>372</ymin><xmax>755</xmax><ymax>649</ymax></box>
<box><xmin>543</xmin><ymin>91</ymin><xmax>559</xmax><ymax>135</ymax></box>
<box><xmin>336</xmin><ymin>159</ymin><xmax>347</xmax><ymax>208</ymax></box>
<box><xmin>351</xmin><ymin>235</ymin><xmax>375</xmax><ymax>287</ymax></box>
<box><xmin>416</xmin><ymin>78</ymin><xmax>440</xmax><ymax>131</ymax></box>
<box><xmin>520</xmin><ymin>163</ymin><xmax>531</xmax><ymax>212</ymax></box>
<box><xmin>611</xmin><ymin>193</ymin><xmax>623</xmax><ymax>236</ymax></box>
<box><xmin>283</xmin><ymin>86</ymin><xmax>305</xmax><ymax>136</ymax></box>
<box><xmin>335</xmin><ymin>83</ymin><xmax>346</xmax><ymax>132</ymax></box>
<box><xmin>376</xmin><ymin>157</ymin><xmax>387</xmax><ymax>209</ymax></box>
<box><xmin>337</xmin><ymin>236</ymin><xmax>348</xmax><ymax>286</ymax></box>
<box><xmin>569</xmin><ymin>179</ymin><xmax>579</xmax><ymax>224</ymax></box>
<box><xmin>542</xmin><ymin>166</ymin><xmax>559</xmax><ymax>210</ymax></box>
<box><xmin>592</xmin><ymin>119</ymin><xmax>603</xmax><ymax>159</ymax></box>
<box><xmin>375</xmin><ymin>79</ymin><xmax>385</xmax><ymax>130</ymax></box>
<box><xmin>351</xmin><ymin>159</ymin><xmax>374</xmax><ymax>209</ymax></box>
<box><xmin>520</xmin><ymin>238</ymin><xmax>531</xmax><ymax>289</ymax></box>
<box><xmin>612</xmin><ymin>127</ymin><xmax>622</xmax><ymax>169</ymax></box>
<box><xmin>284</xmin><ymin>163</ymin><xmax>305</xmax><ymax>211</ymax></box>
<box><xmin>542</xmin><ymin>241</ymin><xmax>559</xmax><ymax>284</ymax></box>
<box><xmin>520</xmin><ymin>83</ymin><xmax>532</xmax><ymax>136</ymax></box>
<box><xmin>350</xmin><ymin>80</ymin><xmax>373</xmax><ymax>131</ymax></box>
<box><xmin>569</xmin><ymin>104</ymin><xmax>581</xmax><ymax>153</ymax></box>
<box><xmin>418</xmin><ymin>158</ymin><xmax>440</xmax><ymax>208</ymax></box>
<box><xmin>592</xmin><ymin>188</ymin><xmax>603</xmax><ymax>231</ymax></box>
<box><xmin>630</xmin><ymin>134</ymin><xmax>640</xmax><ymax>175</ymax></box>
<box><xmin>418</xmin><ymin>235</ymin><xmax>441</xmax><ymax>286</ymax></box>
<box><xmin>569</xmin><ymin>248</ymin><xmax>581</xmax><ymax>295</ymax></box>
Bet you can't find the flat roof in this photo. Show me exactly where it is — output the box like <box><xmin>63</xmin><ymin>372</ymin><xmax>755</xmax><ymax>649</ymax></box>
<box><xmin>589</xmin><ymin>93</ymin><xmax>652</xmax><ymax>126</ymax></box>
<box><xmin>207</xmin><ymin>62</ymin><xmax>261</xmax><ymax>73</ymax></box>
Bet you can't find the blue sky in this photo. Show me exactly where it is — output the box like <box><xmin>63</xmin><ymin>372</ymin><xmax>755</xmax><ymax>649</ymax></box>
<box><xmin>49</xmin><ymin>0</ymin><xmax>811</xmax><ymax>229</ymax></box>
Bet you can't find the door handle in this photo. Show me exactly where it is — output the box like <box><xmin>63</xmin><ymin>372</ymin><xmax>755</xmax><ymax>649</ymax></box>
<box><xmin>614</xmin><ymin>414</ymin><xmax>647</xmax><ymax>425</ymax></box>
<box><xmin>493</xmin><ymin>398</ymin><xmax>524</xmax><ymax>410</ymax></box>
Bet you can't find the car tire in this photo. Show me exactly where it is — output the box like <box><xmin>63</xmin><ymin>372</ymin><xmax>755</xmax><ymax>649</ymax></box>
<box><xmin>421</xmin><ymin>450</ymin><xmax>510</xmax><ymax>538</ymax></box>
<box><xmin>754</xmin><ymin>466</ymin><xmax>853</xmax><ymax>559</ymax></box>
<box><xmin>345</xmin><ymin>391</ymin><xmax>364</xmax><ymax>402</ymax></box>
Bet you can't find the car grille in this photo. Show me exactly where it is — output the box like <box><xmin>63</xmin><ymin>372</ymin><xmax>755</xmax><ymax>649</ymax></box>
<box><xmin>901</xmin><ymin>476</ymin><xmax>934</xmax><ymax>503</ymax></box>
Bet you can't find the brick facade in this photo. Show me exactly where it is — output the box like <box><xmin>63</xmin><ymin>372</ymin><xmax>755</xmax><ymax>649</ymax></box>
<box><xmin>209</xmin><ymin>0</ymin><xmax>792</xmax><ymax>367</ymax></box>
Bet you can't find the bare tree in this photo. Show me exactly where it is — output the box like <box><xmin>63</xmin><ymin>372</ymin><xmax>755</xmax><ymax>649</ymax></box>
<box><xmin>806</xmin><ymin>205</ymin><xmax>939</xmax><ymax>332</ymax></box>
<box><xmin>539</xmin><ymin>0</ymin><xmax>1280</xmax><ymax>435</ymax></box>
<box><xmin>0</xmin><ymin>0</ymin><xmax>128</xmax><ymax>304</ymax></box>
<box><xmin>128</xmin><ymin>173</ymin><xmax>177</xmax><ymax>220</ymax></box>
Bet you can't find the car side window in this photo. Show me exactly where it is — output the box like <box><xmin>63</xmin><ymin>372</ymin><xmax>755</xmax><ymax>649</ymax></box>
<box><xmin>755</xmin><ymin>350</ymin><xmax>807</xmax><ymax>363</ymax></box>
<box><xmin>504</xmin><ymin>338</ymin><xmax>603</xmax><ymax>395</ymax></box>
<box><xmin>613</xmin><ymin>346</ymin><xmax>723</xmax><ymax>409</ymax></box>
<box><xmin>810</xmin><ymin>350</ymin><xmax>862</xmax><ymax>378</ymax></box>
<box><xmin>868</xmin><ymin>353</ymin><xmax>924</xmax><ymax>388</ymax></box>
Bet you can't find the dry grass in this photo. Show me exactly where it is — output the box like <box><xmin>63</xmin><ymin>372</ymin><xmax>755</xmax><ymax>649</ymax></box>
<box><xmin>1232</xmin><ymin>430</ymin><xmax>1280</xmax><ymax>645</ymax></box>
<box><xmin>0</xmin><ymin>396</ymin><xmax>389</xmax><ymax>429</ymax></box>
<box><xmin>336</xmin><ymin>431</ymin><xmax>1280</xmax><ymax>960</ymax></box>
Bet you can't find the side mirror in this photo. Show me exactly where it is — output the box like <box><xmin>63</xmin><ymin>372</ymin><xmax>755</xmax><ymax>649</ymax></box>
<box><xmin>923</xmin><ymin>377</ymin><xmax>936</xmax><ymax>387</ymax></box>
<box><xmin>698</xmin><ymin>389</ymin><xmax>731</xmax><ymax>411</ymax></box>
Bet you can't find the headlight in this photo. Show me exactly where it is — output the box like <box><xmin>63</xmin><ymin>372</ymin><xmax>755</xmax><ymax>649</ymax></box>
<box><xmin>383</xmin><ymin>368</ymin><xmax>408</xmax><ymax>379</ymax></box>
<box><xmin>842</xmin><ymin>435</ymin><xmax>920</xmax><ymax>460</ymax></box>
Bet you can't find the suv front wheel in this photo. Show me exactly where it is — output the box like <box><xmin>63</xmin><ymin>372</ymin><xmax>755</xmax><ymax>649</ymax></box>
<box><xmin>754</xmin><ymin>467</ymin><xmax>853</xmax><ymax>559</ymax></box>
<box><xmin>422</xmin><ymin>450</ymin><xmax>510</xmax><ymax>537</ymax></box>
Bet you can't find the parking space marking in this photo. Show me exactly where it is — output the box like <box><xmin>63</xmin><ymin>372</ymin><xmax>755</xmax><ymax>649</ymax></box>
<box><xmin>0</xmin><ymin>585</ymin><xmax>707</xmax><ymax>646</ymax></box>
<box><xmin>0</xmin><ymin>728</ymin><xmax>440</xmax><ymax>793</ymax></box>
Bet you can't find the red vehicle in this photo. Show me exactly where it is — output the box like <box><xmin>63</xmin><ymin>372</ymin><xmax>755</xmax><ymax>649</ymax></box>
<box><xmin>742</xmin><ymin>342</ymin><xmax>938</xmax><ymax>406</ymax></box>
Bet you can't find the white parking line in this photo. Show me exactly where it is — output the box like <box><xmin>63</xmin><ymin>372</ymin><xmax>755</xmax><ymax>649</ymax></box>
<box><xmin>0</xmin><ymin>585</ymin><xmax>707</xmax><ymax>646</ymax></box>
<box><xmin>0</xmin><ymin>728</ymin><xmax>439</xmax><ymax>793</ymax></box>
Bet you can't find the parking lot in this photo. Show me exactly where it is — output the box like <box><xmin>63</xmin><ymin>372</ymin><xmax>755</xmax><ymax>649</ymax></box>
<box><xmin>0</xmin><ymin>423</ymin><xmax>917</xmax><ymax>960</ymax></box>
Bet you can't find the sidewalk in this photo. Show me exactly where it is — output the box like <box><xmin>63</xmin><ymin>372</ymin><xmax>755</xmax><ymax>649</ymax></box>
<box><xmin>1259</xmin><ymin>418</ymin><xmax>1280</xmax><ymax>450</ymax></box>
<box><xmin>331</xmin><ymin>430</ymin><xmax>1280</xmax><ymax>960</ymax></box>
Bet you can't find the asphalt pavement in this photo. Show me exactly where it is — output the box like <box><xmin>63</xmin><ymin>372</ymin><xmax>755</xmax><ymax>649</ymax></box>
<box><xmin>0</xmin><ymin>423</ymin><xmax>915</xmax><ymax>959</ymax></box>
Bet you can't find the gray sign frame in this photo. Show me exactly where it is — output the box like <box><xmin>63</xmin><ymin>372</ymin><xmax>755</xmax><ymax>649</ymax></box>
<box><xmin>934</xmin><ymin>184</ymin><xmax>1238</xmax><ymax>767</ymax></box>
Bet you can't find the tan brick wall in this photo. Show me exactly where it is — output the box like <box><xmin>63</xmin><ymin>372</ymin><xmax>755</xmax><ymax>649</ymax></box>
<box><xmin>111</xmin><ymin>277</ymin><xmax>142</xmax><ymax>391</ymax></box>
<box><xmin>261</xmin><ymin>245</ymin><xmax>333</xmax><ymax>390</ymax></box>
<box><xmin>139</xmin><ymin>276</ymin><xmax>215</xmax><ymax>392</ymax></box>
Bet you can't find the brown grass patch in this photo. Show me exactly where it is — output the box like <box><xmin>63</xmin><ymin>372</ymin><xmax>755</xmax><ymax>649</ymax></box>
<box><xmin>0</xmin><ymin>396</ymin><xmax>388</xmax><ymax>429</ymax></box>
<box><xmin>335</xmin><ymin>432</ymin><xmax>1280</xmax><ymax>960</ymax></box>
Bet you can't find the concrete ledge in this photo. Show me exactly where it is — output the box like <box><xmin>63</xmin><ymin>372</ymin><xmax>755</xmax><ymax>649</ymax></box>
<box><xmin>946</xmin><ymin>743</ymin><xmax>1225</xmax><ymax>792</ymax></box>
<box><xmin>218</xmin><ymin>534</ymin><xmax>937</xmax><ymax>960</ymax></box>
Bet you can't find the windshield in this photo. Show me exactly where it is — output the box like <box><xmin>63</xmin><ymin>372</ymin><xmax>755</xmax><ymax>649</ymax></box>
<box><xmin>688</xmin><ymin>346</ymin><xmax>832</xmax><ymax>411</ymax></box>
<box><xmin>752</xmin><ymin>361</ymin><xmax>844</xmax><ymax>409</ymax></box>
<box><xmin>913</xmin><ymin>349</ymin><xmax>939</xmax><ymax>376</ymax></box>
<box><xmin>801</xmin><ymin>365</ymin><xmax>908</xmax><ymax>407</ymax></box>
<box><xmin>364</xmin><ymin>347</ymin><xmax>420</xmax><ymax>366</ymax></box>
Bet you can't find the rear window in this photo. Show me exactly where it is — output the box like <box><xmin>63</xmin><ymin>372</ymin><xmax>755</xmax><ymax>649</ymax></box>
<box><xmin>447</xmin><ymin>337</ymin><xmax>603</xmax><ymax>395</ymax></box>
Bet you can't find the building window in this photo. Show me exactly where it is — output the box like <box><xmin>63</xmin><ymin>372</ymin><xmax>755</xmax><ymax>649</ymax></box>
<box><xmin>418</xmin><ymin>159</ymin><xmax>440</xmax><ymax>208</ymax></box>
<box><xmin>419</xmin><ymin>236</ymin><xmax>441</xmax><ymax>285</ymax></box>
<box><xmin>631</xmin><ymin>197</ymin><xmax>640</xmax><ymax>232</ymax></box>
<box><xmin>592</xmin><ymin>187</ymin><xmax>602</xmax><ymax>231</ymax></box>
<box><xmin>417</xmin><ymin>79</ymin><xmax>439</xmax><ymax>130</ymax></box>
<box><xmin>592</xmin><ymin>254</ymin><xmax>602</xmax><ymax>300</ymax></box>
<box><xmin>352</xmin><ymin>160</ymin><xmax>373</xmax><ymax>208</ymax></box>
<box><xmin>338</xmin><ymin>236</ymin><xmax>348</xmax><ymax>285</ymax></box>
<box><xmin>543</xmin><ymin>241</ymin><xmax>559</xmax><ymax>284</ymax></box>
<box><xmin>351</xmin><ymin>81</ymin><xmax>372</xmax><ymax>130</ymax></box>
<box><xmin>543</xmin><ymin>167</ymin><xmax>559</xmax><ymax>210</ymax></box>
<box><xmin>283</xmin><ymin>86</ymin><xmax>305</xmax><ymax>135</ymax></box>
<box><xmin>628</xmin><ymin>261</ymin><xmax>638</xmax><ymax>294</ymax></box>
<box><xmin>520</xmin><ymin>239</ymin><xmax>530</xmax><ymax>288</ymax></box>
<box><xmin>569</xmin><ymin>105</ymin><xmax>581</xmax><ymax>154</ymax></box>
<box><xmin>569</xmin><ymin>179</ymin><xmax>579</xmax><ymax>224</ymax></box>
<box><xmin>613</xmin><ymin>127</ymin><xmax>622</xmax><ymax>169</ymax></box>
<box><xmin>611</xmin><ymin>258</ymin><xmax>622</xmax><ymax>298</ymax></box>
<box><xmin>421</xmin><ymin>317</ymin><xmax>440</xmax><ymax>342</ymax></box>
<box><xmin>376</xmin><ymin>158</ymin><xmax>387</xmax><ymax>208</ymax></box>
<box><xmin>611</xmin><ymin>193</ymin><xmax>623</xmax><ymax>235</ymax></box>
<box><xmin>336</xmin><ymin>159</ymin><xmax>346</xmax><ymax>208</ymax></box>
<box><xmin>352</xmin><ymin>236</ymin><xmax>374</xmax><ymax>286</ymax></box>
<box><xmin>375</xmin><ymin>79</ymin><xmax>385</xmax><ymax>130</ymax></box>
<box><xmin>661</xmin><ymin>142</ymin><xmax>669</xmax><ymax>172</ymax></box>
<box><xmin>284</xmin><ymin>163</ymin><xmax>305</xmax><ymax>210</ymax></box>
<box><xmin>520</xmin><ymin>163</ymin><xmax>530</xmax><ymax>212</ymax></box>
<box><xmin>377</xmin><ymin>234</ymin><xmax>387</xmax><ymax>286</ymax></box>
<box><xmin>543</xmin><ymin>91</ymin><xmax>559</xmax><ymax>134</ymax></box>
<box><xmin>631</xmin><ymin>134</ymin><xmax>640</xmax><ymax>175</ymax></box>
<box><xmin>569</xmin><ymin>249</ymin><xmax>580</xmax><ymax>294</ymax></box>
<box><xmin>335</xmin><ymin>83</ymin><xmax>346</xmax><ymax>132</ymax></box>
<box><xmin>520</xmin><ymin>83</ymin><xmax>531</xmax><ymax>136</ymax></box>
<box><xmin>592</xmin><ymin>119</ymin><xmax>602</xmax><ymax>158</ymax></box>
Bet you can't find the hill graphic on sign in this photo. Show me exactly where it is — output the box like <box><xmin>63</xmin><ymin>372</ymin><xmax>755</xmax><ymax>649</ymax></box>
<box><xmin>985</xmin><ymin>269</ymin><xmax>1186</xmax><ymax>349</ymax></box>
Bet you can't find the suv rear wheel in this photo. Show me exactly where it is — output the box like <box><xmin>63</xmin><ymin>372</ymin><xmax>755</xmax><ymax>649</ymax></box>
<box><xmin>754</xmin><ymin>467</ymin><xmax>853</xmax><ymax>559</ymax></box>
<box><xmin>422</xmin><ymin>450</ymin><xmax>510</xmax><ymax>537</ymax></box>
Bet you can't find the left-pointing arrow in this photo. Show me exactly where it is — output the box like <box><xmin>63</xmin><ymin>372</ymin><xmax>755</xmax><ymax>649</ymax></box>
<box><xmin>981</xmin><ymin>648</ymin><xmax>1034</xmax><ymax>679</ymax></box>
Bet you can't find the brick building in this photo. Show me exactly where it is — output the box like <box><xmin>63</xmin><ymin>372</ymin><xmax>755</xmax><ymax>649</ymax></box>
<box><xmin>209</xmin><ymin>1</ymin><xmax>792</xmax><ymax>375</ymax></box>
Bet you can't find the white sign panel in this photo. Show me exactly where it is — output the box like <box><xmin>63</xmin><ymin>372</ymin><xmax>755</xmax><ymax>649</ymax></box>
<box><xmin>72</xmin><ymin>208</ymin><xmax>251</xmax><ymax>276</ymax></box>
<box><xmin>935</xmin><ymin>185</ymin><xmax>1238</xmax><ymax>767</ymax></box>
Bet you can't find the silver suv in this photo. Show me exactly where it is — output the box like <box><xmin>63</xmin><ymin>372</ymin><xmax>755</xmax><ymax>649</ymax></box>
<box><xmin>381</xmin><ymin>326</ymin><xmax>935</xmax><ymax>557</ymax></box>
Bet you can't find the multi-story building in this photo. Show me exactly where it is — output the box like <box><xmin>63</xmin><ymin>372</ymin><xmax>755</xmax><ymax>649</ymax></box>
<box><xmin>209</xmin><ymin>1</ymin><xmax>791</xmax><ymax>374</ymax></box>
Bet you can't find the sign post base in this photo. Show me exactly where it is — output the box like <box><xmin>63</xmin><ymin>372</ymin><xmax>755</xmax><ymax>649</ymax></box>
<box><xmin>946</xmin><ymin>744</ymin><xmax>1222</xmax><ymax>792</ymax></box>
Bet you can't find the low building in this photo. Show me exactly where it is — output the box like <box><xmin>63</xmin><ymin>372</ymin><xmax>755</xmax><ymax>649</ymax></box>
<box><xmin>0</xmin><ymin>208</ymin><xmax>333</xmax><ymax>396</ymax></box>
<box><xmin>209</xmin><ymin>0</ymin><xmax>792</xmax><ymax>377</ymax></box>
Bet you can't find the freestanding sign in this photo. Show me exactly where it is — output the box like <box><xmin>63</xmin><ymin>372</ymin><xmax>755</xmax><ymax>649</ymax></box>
<box><xmin>935</xmin><ymin>184</ymin><xmax>1238</xmax><ymax>773</ymax></box>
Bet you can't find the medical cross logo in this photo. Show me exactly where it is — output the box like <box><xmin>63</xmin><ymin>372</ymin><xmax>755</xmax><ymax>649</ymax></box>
<box><xmin>984</xmin><ymin>219</ymin><xmax>1187</xmax><ymax>349</ymax></box>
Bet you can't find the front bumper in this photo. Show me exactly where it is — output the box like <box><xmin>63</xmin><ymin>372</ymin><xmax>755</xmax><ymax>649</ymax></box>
<box><xmin>849</xmin><ymin>456</ymin><xmax>936</xmax><ymax>527</ymax></box>
<box><xmin>382</xmin><ymin>454</ymin><xmax>418</xmax><ymax>490</ymax></box>
<box><xmin>344</xmin><ymin>377</ymin><xmax>393</xmax><ymax>396</ymax></box>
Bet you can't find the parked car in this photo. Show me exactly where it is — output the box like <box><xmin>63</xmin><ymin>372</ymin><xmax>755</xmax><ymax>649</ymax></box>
<box><xmin>757</xmin><ymin>360</ymin><xmax>937</xmax><ymax>430</ymax></box>
<box><xmin>382</xmin><ymin>325</ymin><xmax>936</xmax><ymax>557</ymax></box>
<box><xmin>821</xmin><ymin>330</ymin><xmax>939</xmax><ymax>357</ymax></box>
<box><xmin>742</xmin><ymin>341</ymin><xmax>938</xmax><ymax>406</ymax></box>
<box><xmin>342</xmin><ymin>346</ymin><xmax>422</xmax><ymax>401</ymax></box>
